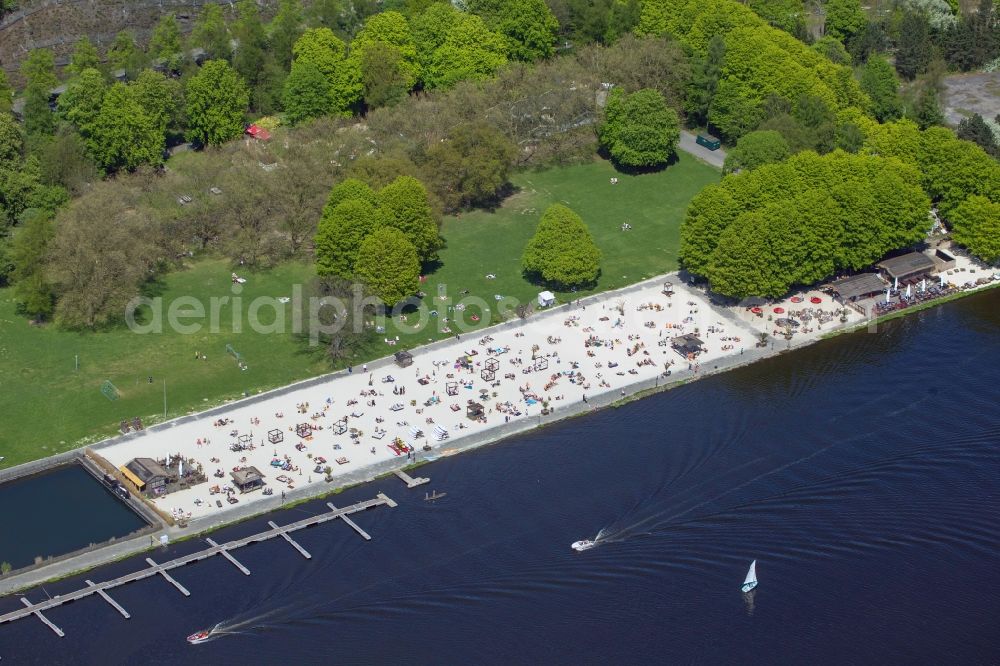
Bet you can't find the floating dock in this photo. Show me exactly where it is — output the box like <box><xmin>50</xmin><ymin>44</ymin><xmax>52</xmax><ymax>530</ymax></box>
<box><xmin>0</xmin><ymin>493</ymin><xmax>395</xmax><ymax>637</ymax></box>
<box><xmin>394</xmin><ymin>469</ymin><xmax>430</xmax><ymax>488</ymax></box>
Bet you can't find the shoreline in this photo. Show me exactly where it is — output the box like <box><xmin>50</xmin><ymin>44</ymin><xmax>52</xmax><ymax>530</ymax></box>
<box><xmin>1</xmin><ymin>273</ymin><xmax>996</xmax><ymax>596</ymax></box>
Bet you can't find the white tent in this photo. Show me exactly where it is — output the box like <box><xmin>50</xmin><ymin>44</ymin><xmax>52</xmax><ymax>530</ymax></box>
<box><xmin>537</xmin><ymin>291</ymin><xmax>556</xmax><ymax>307</ymax></box>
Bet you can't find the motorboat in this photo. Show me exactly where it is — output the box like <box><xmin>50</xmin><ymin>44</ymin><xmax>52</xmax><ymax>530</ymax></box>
<box><xmin>571</xmin><ymin>540</ymin><xmax>596</xmax><ymax>552</ymax></box>
<box><xmin>741</xmin><ymin>560</ymin><xmax>758</xmax><ymax>593</ymax></box>
<box><xmin>187</xmin><ymin>629</ymin><xmax>212</xmax><ymax>645</ymax></box>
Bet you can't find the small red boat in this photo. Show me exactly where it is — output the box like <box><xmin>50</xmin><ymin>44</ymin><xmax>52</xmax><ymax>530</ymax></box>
<box><xmin>187</xmin><ymin>630</ymin><xmax>211</xmax><ymax>645</ymax></box>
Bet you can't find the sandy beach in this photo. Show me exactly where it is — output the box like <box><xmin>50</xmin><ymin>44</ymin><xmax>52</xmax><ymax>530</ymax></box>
<box><xmin>102</xmin><ymin>275</ymin><xmax>847</xmax><ymax>522</ymax></box>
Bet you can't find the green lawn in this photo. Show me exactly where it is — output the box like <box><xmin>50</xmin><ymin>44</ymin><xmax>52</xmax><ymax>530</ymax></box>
<box><xmin>0</xmin><ymin>156</ymin><xmax>718</xmax><ymax>466</ymax></box>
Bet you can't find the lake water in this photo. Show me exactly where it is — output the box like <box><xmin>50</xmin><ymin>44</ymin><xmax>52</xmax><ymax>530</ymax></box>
<box><xmin>0</xmin><ymin>464</ymin><xmax>147</xmax><ymax>571</ymax></box>
<box><xmin>1</xmin><ymin>290</ymin><xmax>998</xmax><ymax>664</ymax></box>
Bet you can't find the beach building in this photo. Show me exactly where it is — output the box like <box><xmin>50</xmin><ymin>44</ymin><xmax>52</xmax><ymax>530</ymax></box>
<box><xmin>877</xmin><ymin>252</ymin><xmax>937</xmax><ymax>283</ymax></box>
<box><xmin>120</xmin><ymin>458</ymin><xmax>171</xmax><ymax>496</ymax></box>
<box><xmin>538</xmin><ymin>291</ymin><xmax>556</xmax><ymax>308</ymax></box>
<box><xmin>672</xmin><ymin>334</ymin><xmax>705</xmax><ymax>357</ymax></box>
<box><xmin>394</xmin><ymin>351</ymin><xmax>413</xmax><ymax>368</ymax></box>
<box><xmin>829</xmin><ymin>273</ymin><xmax>886</xmax><ymax>304</ymax></box>
<box><xmin>230</xmin><ymin>467</ymin><xmax>265</xmax><ymax>494</ymax></box>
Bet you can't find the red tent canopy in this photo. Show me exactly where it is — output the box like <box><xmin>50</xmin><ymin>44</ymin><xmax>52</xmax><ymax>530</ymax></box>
<box><xmin>245</xmin><ymin>124</ymin><xmax>271</xmax><ymax>140</ymax></box>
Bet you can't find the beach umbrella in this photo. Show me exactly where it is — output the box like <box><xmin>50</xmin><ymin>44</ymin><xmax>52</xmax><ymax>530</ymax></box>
<box><xmin>179</xmin><ymin>458</ymin><xmax>184</xmax><ymax>477</ymax></box>
<box><xmin>893</xmin><ymin>277</ymin><xmax>899</xmax><ymax>291</ymax></box>
<box><xmin>885</xmin><ymin>288</ymin><xmax>891</xmax><ymax>303</ymax></box>
<box><xmin>940</xmin><ymin>275</ymin><xmax>945</xmax><ymax>286</ymax></box>
<box><xmin>921</xmin><ymin>278</ymin><xmax>927</xmax><ymax>292</ymax></box>
<box><xmin>905</xmin><ymin>284</ymin><xmax>912</xmax><ymax>298</ymax></box>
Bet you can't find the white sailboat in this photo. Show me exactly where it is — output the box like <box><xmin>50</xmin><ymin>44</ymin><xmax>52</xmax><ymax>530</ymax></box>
<box><xmin>741</xmin><ymin>560</ymin><xmax>758</xmax><ymax>593</ymax></box>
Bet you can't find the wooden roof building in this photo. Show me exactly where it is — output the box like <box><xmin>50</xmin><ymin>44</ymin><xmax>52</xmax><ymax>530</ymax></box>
<box><xmin>121</xmin><ymin>457</ymin><xmax>172</xmax><ymax>494</ymax></box>
<box><xmin>829</xmin><ymin>273</ymin><xmax>886</xmax><ymax>301</ymax></box>
<box><xmin>230</xmin><ymin>466</ymin><xmax>265</xmax><ymax>494</ymax></box>
<box><xmin>671</xmin><ymin>334</ymin><xmax>705</xmax><ymax>356</ymax></box>
<box><xmin>877</xmin><ymin>252</ymin><xmax>936</xmax><ymax>281</ymax></box>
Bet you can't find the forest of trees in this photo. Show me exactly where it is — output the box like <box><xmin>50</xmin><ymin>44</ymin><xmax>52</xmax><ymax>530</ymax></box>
<box><xmin>0</xmin><ymin>0</ymin><xmax>997</xmax><ymax>326</ymax></box>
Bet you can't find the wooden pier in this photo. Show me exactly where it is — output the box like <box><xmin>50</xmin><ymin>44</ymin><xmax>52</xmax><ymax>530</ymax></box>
<box><xmin>0</xmin><ymin>493</ymin><xmax>394</xmax><ymax>637</ymax></box>
<box><xmin>394</xmin><ymin>469</ymin><xmax>430</xmax><ymax>488</ymax></box>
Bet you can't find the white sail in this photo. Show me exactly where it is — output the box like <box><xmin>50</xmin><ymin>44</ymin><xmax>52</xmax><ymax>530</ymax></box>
<box><xmin>743</xmin><ymin>560</ymin><xmax>757</xmax><ymax>586</ymax></box>
<box><xmin>741</xmin><ymin>560</ymin><xmax>758</xmax><ymax>592</ymax></box>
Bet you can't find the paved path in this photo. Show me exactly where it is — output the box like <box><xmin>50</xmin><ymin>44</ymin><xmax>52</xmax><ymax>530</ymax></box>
<box><xmin>678</xmin><ymin>131</ymin><xmax>726</xmax><ymax>169</ymax></box>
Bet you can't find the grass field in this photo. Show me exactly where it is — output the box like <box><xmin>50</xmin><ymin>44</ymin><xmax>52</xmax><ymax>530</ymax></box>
<box><xmin>0</xmin><ymin>155</ymin><xmax>718</xmax><ymax>466</ymax></box>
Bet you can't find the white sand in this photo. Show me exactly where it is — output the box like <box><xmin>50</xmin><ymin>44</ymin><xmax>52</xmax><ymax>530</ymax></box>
<box><xmin>100</xmin><ymin>278</ymin><xmax>769</xmax><ymax>521</ymax></box>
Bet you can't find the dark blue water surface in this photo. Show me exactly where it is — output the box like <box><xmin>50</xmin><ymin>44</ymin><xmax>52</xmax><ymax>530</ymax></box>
<box><xmin>1</xmin><ymin>291</ymin><xmax>998</xmax><ymax>665</ymax></box>
<box><xmin>0</xmin><ymin>465</ymin><xmax>147</xmax><ymax>569</ymax></box>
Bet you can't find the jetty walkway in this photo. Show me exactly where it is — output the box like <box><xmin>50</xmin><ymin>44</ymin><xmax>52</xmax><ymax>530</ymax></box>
<box><xmin>0</xmin><ymin>492</ymin><xmax>395</xmax><ymax>637</ymax></box>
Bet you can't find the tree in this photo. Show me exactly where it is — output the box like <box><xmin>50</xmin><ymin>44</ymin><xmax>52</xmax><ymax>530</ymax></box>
<box><xmin>425</xmin><ymin>14</ymin><xmax>508</xmax><ymax>88</ymax></box>
<box><xmin>11</xmin><ymin>211</ymin><xmax>55</xmax><ymax>319</ymax></box>
<box><xmin>291</xmin><ymin>28</ymin><xmax>362</xmax><ymax>114</ymax></box>
<box><xmin>811</xmin><ymin>36</ymin><xmax>851</xmax><ymax>65</ymax></box>
<box><xmin>948</xmin><ymin>195</ymin><xmax>1000</xmax><ymax>263</ymax></box>
<box><xmin>234</xmin><ymin>0</ymin><xmax>268</xmax><ymax>102</ymax></box>
<box><xmin>90</xmin><ymin>83</ymin><xmax>164</xmax><ymax>171</ymax></box>
<box><xmin>685</xmin><ymin>35</ymin><xmax>725</xmax><ymax>127</ymax></box>
<box><xmin>750</xmin><ymin>0</ymin><xmax>804</xmax><ymax>34</ymax></box>
<box><xmin>185</xmin><ymin>60</ymin><xmax>250</xmax><ymax>146</ymax></box>
<box><xmin>468</xmin><ymin>0</ymin><xmax>560</xmax><ymax>62</ymax></box>
<box><xmin>107</xmin><ymin>31</ymin><xmax>145</xmax><ymax>79</ymax></box>
<box><xmin>353</xmin><ymin>226</ymin><xmax>420</xmax><ymax>305</ymax></box>
<box><xmin>823</xmin><ymin>0</ymin><xmax>866</xmax><ymax>43</ymax></box>
<box><xmin>66</xmin><ymin>37</ymin><xmax>101</xmax><ymax>76</ymax></box>
<box><xmin>895</xmin><ymin>11</ymin><xmax>932</xmax><ymax>80</ymax></box>
<box><xmin>324</xmin><ymin>177</ymin><xmax>376</xmax><ymax>214</ymax></box>
<box><xmin>284</xmin><ymin>61</ymin><xmax>333</xmax><ymax>124</ymax></box>
<box><xmin>351</xmin><ymin>10</ymin><xmax>420</xmax><ymax>89</ymax></box>
<box><xmin>412</xmin><ymin>3</ymin><xmax>461</xmax><ymax>72</ymax></box>
<box><xmin>270</xmin><ymin>0</ymin><xmax>304</xmax><ymax>69</ymax></box>
<box><xmin>0</xmin><ymin>111</ymin><xmax>23</xmax><ymax>167</ymax></box>
<box><xmin>130</xmin><ymin>69</ymin><xmax>180</xmax><ymax>137</ymax></box>
<box><xmin>0</xmin><ymin>70</ymin><xmax>12</xmax><ymax>114</ymax></box>
<box><xmin>315</xmin><ymin>198</ymin><xmax>380</xmax><ymax>278</ymax></box>
<box><xmin>0</xmin><ymin>562</ymin><xmax>10</xmax><ymax>576</ymax></box>
<box><xmin>47</xmin><ymin>191</ymin><xmax>160</xmax><ymax>328</ymax></box>
<box><xmin>956</xmin><ymin>113</ymin><xmax>1000</xmax><ymax>158</ymax></box>
<box><xmin>423</xmin><ymin>122</ymin><xmax>517</xmax><ymax>211</ymax></box>
<box><xmin>35</xmin><ymin>126</ymin><xmax>99</xmax><ymax>196</ymax></box>
<box><xmin>598</xmin><ymin>88</ymin><xmax>680</xmax><ymax>168</ymax></box>
<box><xmin>375</xmin><ymin>175</ymin><xmax>440</xmax><ymax>261</ymax></box>
<box><xmin>191</xmin><ymin>4</ymin><xmax>232</xmax><ymax>61</ymax></box>
<box><xmin>723</xmin><ymin>130</ymin><xmax>789</xmax><ymax>173</ymax></box>
<box><xmin>56</xmin><ymin>68</ymin><xmax>107</xmax><ymax>143</ymax></box>
<box><xmin>361</xmin><ymin>42</ymin><xmax>412</xmax><ymax>108</ymax></box>
<box><xmin>20</xmin><ymin>49</ymin><xmax>57</xmax><ymax>137</ymax></box>
<box><xmin>522</xmin><ymin>204</ymin><xmax>601</xmax><ymax>287</ymax></box>
<box><xmin>860</xmin><ymin>55</ymin><xmax>902</xmax><ymax>122</ymax></box>
<box><xmin>149</xmin><ymin>14</ymin><xmax>184</xmax><ymax>72</ymax></box>
<box><xmin>914</xmin><ymin>83</ymin><xmax>944</xmax><ymax>129</ymax></box>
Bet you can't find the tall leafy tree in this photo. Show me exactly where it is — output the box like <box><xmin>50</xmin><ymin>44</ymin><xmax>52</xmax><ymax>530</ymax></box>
<box><xmin>353</xmin><ymin>226</ymin><xmax>420</xmax><ymax>305</ymax></box>
<box><xmin>598</xmin><ymin>87</ymin><xmax>680</xmax><ymax>168</ymax></box>
<box><xmin>130</xmin><ymin>69</ymin><xmax>180</xmax><ymax>137</ymax></box>
<box><xmin>66</xmin><ymin>37</ymin><xmax>101</xmax><ymax>76</ymax></box>
<box><xmin>957</xmin><ymin>113</ymin><xmax>1000</xmax><ymax>158</ymax></box>
<box><xmin>723</xmin><ymin>130</ymin><xmax>790</xmax><ymax>173</ymax></box>
<box><xmin>412</xmin><ymin>2</ymin><xmax>461</xmax><ymax>73</ymax></box>
<box><xmin>895</xmin><ymin>11</ymin><xmax>932</xmax><ymax>80</ymax></box>
<box><xmin>191</xmin><ymin>4</ymin><xmax>232</xmax><ymax>61</ymax></box>
<box><xmin>684</xmin><ymin>35</ymin><xmax>725</xmax><ymax>127</ymax></box>
<box><xmin>107</xmin><ymin>31</ymin><xmax>146</xmax><ymax>79</ymax></box>
<box><xmin>351</xmin><ymin>10</ymin><xmax>420</xmax><ymax>88</ymax></box>
<box><xmin>859</xmin><ymin>55</ymin><xmax>902</xmax><ymax>122</ymax></box>
<box><xmin>315</xmin><ymin>197</ymin><xmax>380</xmax><ymax>278</ymax></box>
<box><xmin>375</xmin><ymin>175</ymin><xmax>440</xmax><ymax>262</ymax></box>
<box><xmin>56</xmin><ymin>68</ymin><xmax>108</xmax><ymax>140</ymax></box>
<box><xmin>468</xmin><ymin>0</ymin><xmax>560</xmax><ymax>62</ymax></box>
<box><xmin>90</xmin><ymin>83</ymin><xmax>164</xmax><ymax>171</ymax></box>
<box><xmin>149</xmin><ymin>13</ymin><xmax>184</xmax><ymax>72</ymax></box>
<box><xmin>324</xmin><ymin>177</ymin><xmax>376</xmax><ymax>213</ymax></box>
<box><xmin>823</xmin><ymin>0</ymin><xmax>866</xmax><ymax>44</ymax></box>
<box><xmin>522</xmin><ymin>204</ymin><xmax>601</xmax><ymax>287</ymax></box>
<box><xmin>234</xmin><ymin>0</ymin><xmax>268</xmax><ymax>96</ymax></box>
<box><xmin>914</xmin><ymin>83</ymin><xmax>944</xmax><ymax>129</ymax></box>
<box><xmin>291</xmin><ymin>28</ymin><xmax>362</xmax><ymax>114</ymax></box>
<box><xmin>0</xmin><ymin>70</ymin><xmax>12</xmax><ymax>114</ymax></box>
<box><xmin>283</xmin><ymin>61</ymin><xmax>333</xmax><ymax>124</ymax></box>
<box><xmin>10</xmin><ymin>211</ymin><xmax>55</xmax><ymax>319</ymax></box>
<box><xmin>425</xmin><ymin>14</ymin><xmax>508</xmax><ymax>89</ymax></box>
<box><xmin>0</xmin><ymin>112</ymin><xmax>22</xmax><ymax>167</ymax></box>
<box><xmin>185</xmin><ymin>60</ymin><xmax>250</xmax><ymax>146</ymax></box>
<box><xmin>20</xmin><ymin>48</ymin><xmax>58</xmax><ymax>137</ymax></box>
<box><xmin>423</xmin><ymin>122</ymin><xmax>517</xmax><ymax>211</ymax></box>
<box><xmin>948</xmin><ymin>195</ymin><xmax>1000</xmax><ymax>263</ymax></box>
<box><xmin>361</xmin><ymin>43</ymin><xmax>411</xmax><ymax>108</ymax></box>
<box><xmin>270</xmin><ymin>0</ymin><xmax>305</xmax><ymax>68</ymax></box>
